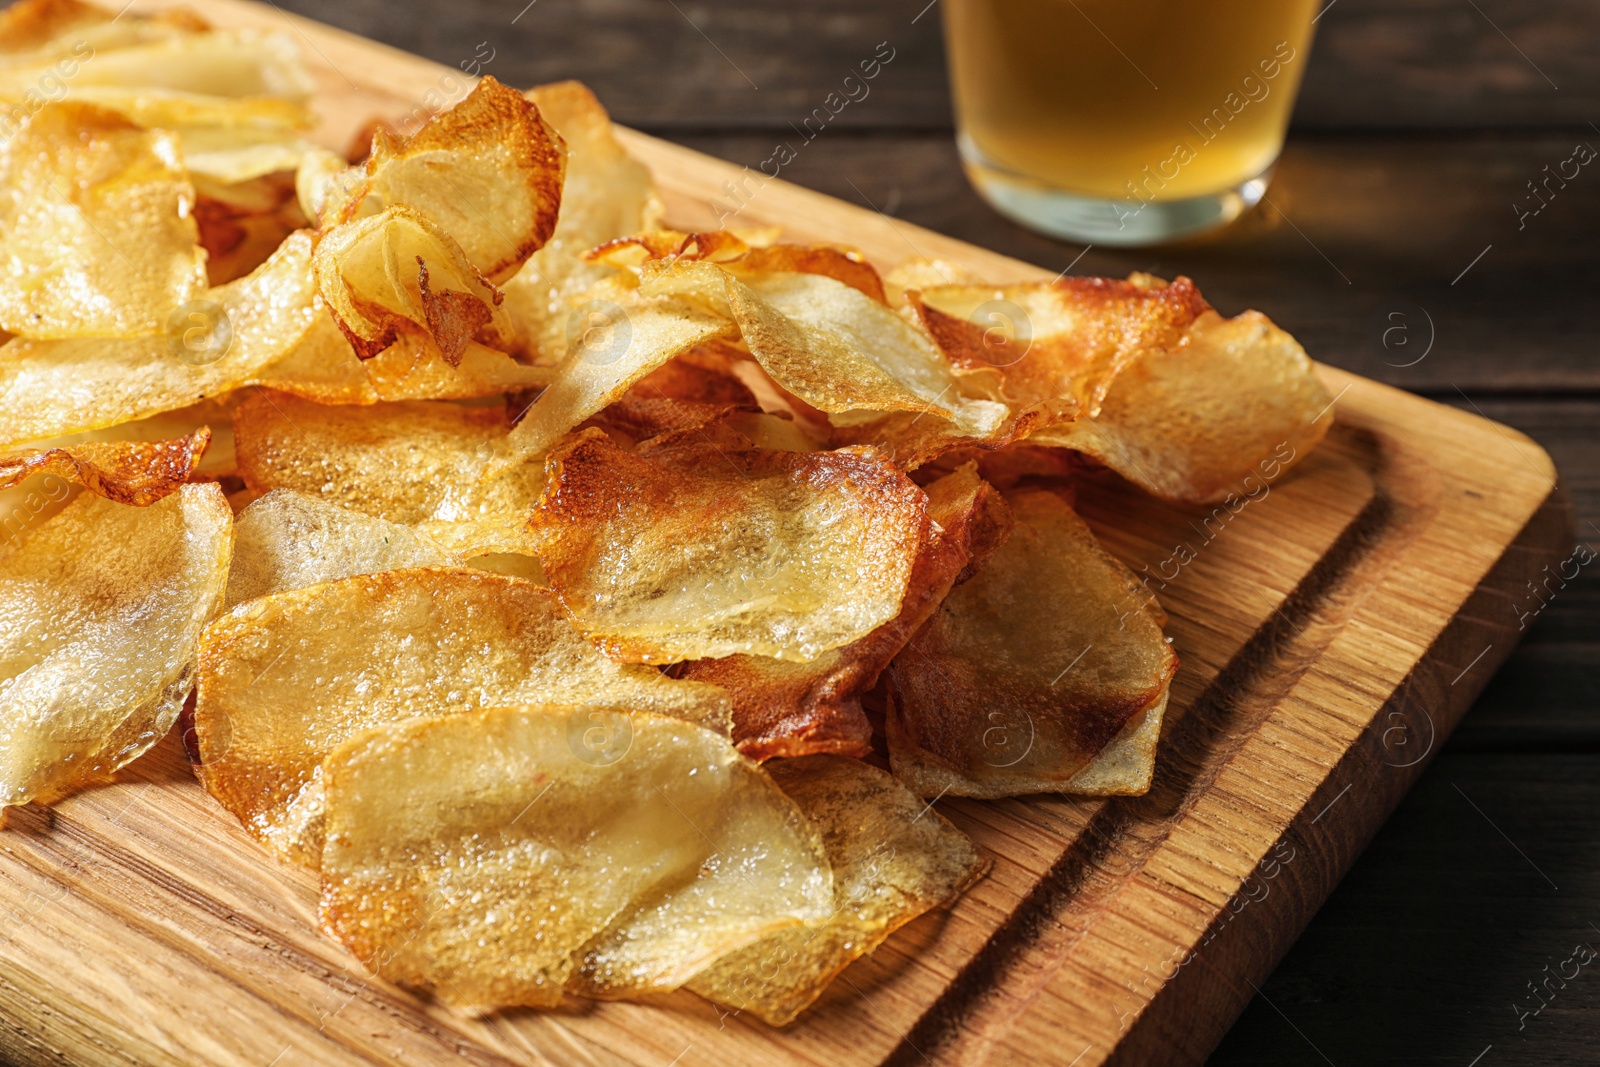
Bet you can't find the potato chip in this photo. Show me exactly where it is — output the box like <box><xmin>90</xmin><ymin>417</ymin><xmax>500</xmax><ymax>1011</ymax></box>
<box><xmin>0</xmin><ymin>21</ymin><xmax>315</xmax><ymax>133</ymax></box>
<box><xmin>256</xmin><ymin>312</ymin><xmax>550</xmax><ymax>405</ymax></box>
<box><xmin>0</xmin><ymin>101</ymin><xmax>206</xmax><ymax>338</ymax></box>
<box><xmin>0</xmin><ymin>427</ymin><xmax>208</xmax><ymax>506</ymax></box>
<box><xmin>0</xmin><ymin>230</ymin><xmax>317</xmax><ymax>449</ymax></box>
<box><xmin>0</xmin><ymin>482</ymin><xmax>231</xmax><ymax>807</ymax></box>
<box><xmin>0</xmin><ymin>0</ymin><xmax>113</xmax><ymax>57</ymax></box>
<box><xmin>687</xmin><ymin>755</ymin><xmax>987</xmax><ymax>1025</ymax></box>
<box><xmin>503</xmin><ymin>277</ymin><xmax>738</xmax><ymax>459</ymax></box>
<box><xmin>318</xmin><ymin>705</ymin><xmax>829</xmax><ymax>1009</ymax></box>
<box><xmin>41</xmin><ymin>26</ymin><xmax>311</xmax><ymax>100</ymax></box>
<box><xmin>193</xmin><ymin>567</ymin><xmax>731</xmax><ymax>866</ymax></box>
<box><xmin>178</xmin><ymin>124</ymin><xmax>320</xmax><ymax>186</ymax></box>
<box><xmin>0</xmin><ymin>3</ymin><xmax>224</xmax><ymax>84</ymax></box>
<box><xmin>639</xmin><ymin>261</ymin><xmax>1008</xmax><ymax>436</ymax></box>
<box><xmin>530</xmin><ymin>430</ymin><xmax>927</xmax><ymax>664</ymax></box>
<box><xmin>570</xmin><ymin>754</ymin><xmax>848</xmax><ymax>1000</ymax></box>
<box><xmin>194</xmin><ymin>175</ymin><xmax>305</xmax><ymax>285</ymax></box>
<box><xmin>312</xmin><ymin>204</ymin><xmax>508</xmax><ymax>365</ymax></box>
<box><xmin>591</xmin><ymin>230</ymin><xmax>888</xmax><ymax>305</ymax></box>
<box><xmin>911</xmin><ymin>275</ymin><xmax>1209</xmax><ymax>421</ymax></box>
<box><xmin>499</xmin><ymin>81</ymin><xmax>659</xmax><ymax>365</ymax></box>
<box><xmin>232</xmin><ymin>391</ymin><xmax>544</xmax><ymax>551</ymax></box>
<box><xmin>332</xmin><ymin>76</ymin><xmax>563</xmax><ymax>286</ymax></box>
<box><xmin>882</xmin><ymin>256</ymin><xmax>981</xmax><ymax>307</ymax></box>
<box><xmin>887</xmin><ymin>489</ymin><xmax>1177</xmax><ymax>798</ymax></box>
<box><xmin>677</xmin><ymin>463</ymin><xmax>1011</xmax><ymax>760</ymax></box>
<box><xmin>225</xmin><ymin>489</ymin><xmax>452</xmax><ymax>607</ymax></box>
<box><xmin>1028</xmin><ymin>309</ymin><xmax>1334</xmax><ymax>504</ymax></box>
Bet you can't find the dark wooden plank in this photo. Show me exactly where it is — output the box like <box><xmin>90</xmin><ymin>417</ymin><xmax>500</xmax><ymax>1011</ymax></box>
<box><xmin>1208</xmin><ymin>752</ymin><xmax>1600</xmax><ymax>1067</ymax></box>
<box><xmin>267</xmin><ymin>0</ymin><xmax>1597</xmax><ymax>132</ymax></box>
<box><xmin>1442</xmin><ymin>400</ymin><xmax>1599</xmax><ymax>753</ymax></box>
<box><xmin>671</xmin><ymin>131</ymin><xmax>1600</xmax><ymax>393</ymax></box>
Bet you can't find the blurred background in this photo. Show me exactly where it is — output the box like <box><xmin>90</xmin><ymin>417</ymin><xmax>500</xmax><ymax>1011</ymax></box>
<box><xmin>275</xmin><ymin>1</ymin><xmax>1597</xmax><ymax>1063</ymax></box>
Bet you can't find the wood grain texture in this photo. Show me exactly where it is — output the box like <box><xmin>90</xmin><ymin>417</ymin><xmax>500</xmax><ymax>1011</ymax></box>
<box><xmin>261</xmin><ymin>0</ymin><xmax>1599</xmax><ymax>132</ymax></box>
<box><xmin>0</xmin><ymin>3</ymin><xmax>1578</xmax><ymax>1066</ymax></box>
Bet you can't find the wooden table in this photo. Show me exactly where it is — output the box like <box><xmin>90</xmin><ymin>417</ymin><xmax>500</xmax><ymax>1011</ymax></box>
<box><xmin>52</xmin><ymin>1</ymin><xmax>1600</xmax><ymax>1063</ymax></box>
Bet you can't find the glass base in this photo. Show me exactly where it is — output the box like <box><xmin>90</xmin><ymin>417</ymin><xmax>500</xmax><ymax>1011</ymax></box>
<box><xmin>958</xmin><ymin>133</ymin><xmax>1273</xmax><ymax>247</ymax></box>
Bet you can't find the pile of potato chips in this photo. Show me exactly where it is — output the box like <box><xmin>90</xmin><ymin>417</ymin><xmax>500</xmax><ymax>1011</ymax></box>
<box><xmin>0</xmin><ymin>0</ymin><xmax>1333</xmax><ymax>1023</ymax></box>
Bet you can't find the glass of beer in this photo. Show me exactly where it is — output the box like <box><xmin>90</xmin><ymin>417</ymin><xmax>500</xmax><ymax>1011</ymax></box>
<box><xmin>943</xmin><ymin>0</ymin><xmax>1318</xmax><ymax>245</ymax></box>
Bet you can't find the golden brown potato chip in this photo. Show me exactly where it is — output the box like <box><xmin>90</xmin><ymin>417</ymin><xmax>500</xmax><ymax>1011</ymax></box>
<box><xmin>0</xmin><ymin>20</ymin><xmax>314</xmax><ymax>132</ymax></box>
<box><xmin>591</xmin><ymin>230</ymin><xmax>889</xmax><ymax>305</ymax></box>
<box><xmin>0</xmin><ymin>482</ymin><xmax>231</xmax><ymax>807</ymax></box>
<box><xmin>193</xmin><ymin>567</ymin><xmax>731</xmax><ymax>866</ymax></box>
<box><xmin>0</xmin><ymin>427</ymin><xmax>209</xmax><ymax>506</ymax></box>
<box><xmin>256</xmin><ymin>312</ymin><xmax>550</xmax><ymax>404</ymax></box>
<box><xmin>911</xmin><ymin>275</ymin><xmax>1209</xmax><ymax>421</ymax></box>
<box><xmin>677</xmin><ymin>463</ymin><xmax>1011</xmax><ymax>760</ymax></box>
<box><xmin>195</xmin><ymin>177</ymin><xmax>305</xmax><ymax>286</ymax></box>
<box><xmin>225</xmin><ymin>489</ymin><xmax>452</xmax><ymax>607</ymax></box>
<box><xmin>1028</xmin><ymin>309</ymin><xmax>1334</xmax><ymax>504</ymax></box>
<box><xmin>687</xmin><ymin>755</ymin><xmax>987</xmax><ymax>1025</ymax></box>
<box><xmin>499</xmin><ymin>81</ymin><xmax>659</xmax><ymax>366</ymax></box>
<box><xmin>639</xmin><ymin>261</ymin><xmax>1007</xmax><ymax>437</ymax></box>
<box><xmin>318</xmin><ymin>705</ymin><xmax>829</xmax><ymax>1009</ymax></box>
<box><xmin>504</xmin><ymin>277</ymin><xmax>738</xmax><ymax>460</ymax></box>
<box><xmin>338</xmin><ymin>76</ymin><xmax>564</xmax><ymax>283</ymax></box>
<box><xmin>0</xmin><ymin>0</ymin><xmax>112</xmax><ymax>56</ymax></box>
<box><xmin>232</xmin><ymin>391</ymin><xmax>544</xmax><ymax>551</ymax></box>
<box><xmin>0</xmin><ymin>230</ymin><xmax>317</xmax><ymax>450</ymax></box>
<box><xmin>0</xmin><ymin>101</ymin><xmax>206</xmax><ymax>338</ymax></box>
<box><xmin>311</xmin><ymin>204</ymin><xmax>507</xmax><ymax>365</ymax></box>
<box><xmin>178</xmin><ymin>124</ymin><xmax>320</xmax><ymax>186</ymax></box>
<box><xmin>628</xmin><ymin>345</ymin><xmax>758</xmax><ymax>406</ymax></box>
<box><xmin>530</xmin><ymin>430</ymin><xmax>927</xmax><ymax>665</ymax></box>
<box><xmin>887</xmin><ymin>489</ymin><xmax>1177</xmax><ymax>798</ymax></box>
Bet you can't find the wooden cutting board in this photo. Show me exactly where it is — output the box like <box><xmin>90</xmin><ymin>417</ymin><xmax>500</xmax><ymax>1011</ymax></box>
<box><xmin>0</xmin><ymin>4</ymin><xmax>1574</xmax><ymax>1066</ymax></box>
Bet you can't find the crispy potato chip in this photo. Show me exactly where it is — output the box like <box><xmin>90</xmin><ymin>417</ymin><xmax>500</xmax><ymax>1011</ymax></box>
<box><xmin>0</xmin><ymin>230</ymin><xmax>317</xmax><ymax>449</ymax></box>
<box><xmin>592</xmin><ymin>230</ymin><xmax>888</xmax><ymax>305</ymax></box>
<box><xmin>530</xmin><ymin>430</ymin><xmax>927</xmax><ymax>664</ymax></box>
<box><xmin>677</xmin><ymin>463</ymin><xmax>1011</xmax><ymax>760</ymax></box>
<box><xmin>318</xmin><ymin>705</ymin><xmax>828</xmax><ymax>1008</ymax></box>
<box><xmin>883</xmin><ymin>257</ymin><xmax>981</xmax><ymax>307</ymax></box>
<box><xmin>912</xmin><ymin>275</ymin><xmax>1209</xmax><ymax>420</ymax></box>
<box><xmin>0</xmin><ymin>21</ymin><xmax>314</xmax><ymax>134</ymax></box>
<box><xmin>499</xmin><ymin>81</ymin><xmax>659</xmax><ymax>365</ymax></box>
<box><xmin>312</xmin><ymin>204</ymin><xmax>507</xmax><ymax>365</ymax></box>
<box><xmin>629</xmin><ymin>346</ymin><xmax>758</xmax><ymax>406</ymax></box>
<box><xmin>0</xmin><ymin>2</ymin><xmax>221</xmax><ymax>77</ymax></box>
<box><xmin>639</xmin><ymin>261</ymin><xmax>1007</xmax><ymax>437</ymax></box>
<box><xmin>887</xmin><ymin>489</ymin><xmax>1177</xmax><ymax>798</ymax></box>
<box><xmin>687</xmin><ymin>755</ymin><xmax>987</xmax><ymax>1025</ymax></box>
<box><xmin>178</xmin><ymin>124</ymin><xmax>320</xmax><ymax>185</ymax></box>
<box><xmin>625</xmin><ymin>405</ymin><xmax>824</xmax><ymax>457</ymax></box>
<box><xmin>225</xmin><ymin>489</ymin><xmax>452</xmax><ymax>607</ymax></box>
<box><xmin>257</xmin><ymin>312</ymin><xmax>550</xmax><ymax>404</ymax></box>
<box><xmin>0</xmin><ymin>101</ymin><xmax>206</xmax><ymax>338</ymax></box>
<box><xmin>194</xmin><ymin>567</ymin><xmax>731</xmax><ymax>866</ymax></box>
<box><xmin>0</xmin><ymin>427</ymin><xmax>208</xmax><ymax>505</ymax></box>
<box><xmin>340</xmin><ymin>76</ymin><xmax>563</xmax><ymax>284</ymax></box>
<box><xmin>194</xmin><ymin>175</ymin><xmax>305</xmax><ymax>285</ymax></box>
<box><xmin>0</xmin><ymin>482</ymin><xmax>231</xmax><ymax>806</ymax></box>
<box><xmin>504</xmin><ymin>278</ymin><xmax>738</xmax><ymax>459</ymax></box>
<box><xmin>569</xmin><ymin>758</ymin><xmax>844</xmax><ymax>1000</ymax></box>
<box><xmin>0</xmin><ymin>0</ymin><xmax>113</xmax><ymax>57</ymax></box>
<box><xmin>38</xmin><ymin>26</ymin><xmax>310</xmax><ymax>99</ymax></box>
<box><xmin>232</xmin><ymin>392</ymin><xmax>544</xmax><ymax>551</ymax></box>
<box><xmin>1028</xmin><ymin>309</ymin><xmax>1334</xmax><ymax>503</ymax></box>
